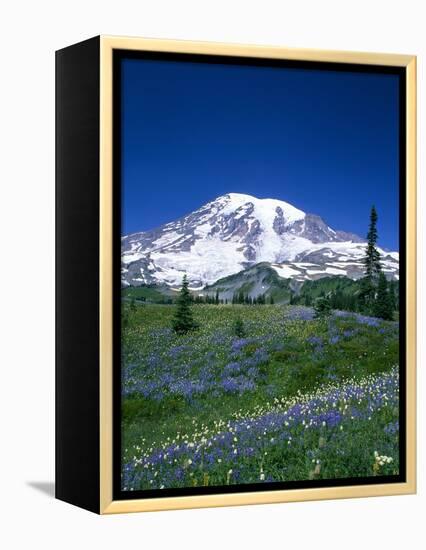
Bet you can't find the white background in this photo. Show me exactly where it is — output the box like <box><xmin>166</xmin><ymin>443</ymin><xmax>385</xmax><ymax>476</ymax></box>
<box><xmin>0</xmin><ymin>1</ymin><xmax>423</xmax><ymax>548</ymax></box>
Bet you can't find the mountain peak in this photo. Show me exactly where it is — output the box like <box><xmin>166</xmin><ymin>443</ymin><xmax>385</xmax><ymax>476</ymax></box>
<box><xmin>210</xmin><ymin>192</ymin><xmax>306</xmax><ymax>225</ymax></box>
<box><xmin>121</xmin><ymin>193</ymin><xmax>395</xmax><ymax>289</ymax></box>
<box><xmin>222</xmin><ymin>192</ymin><xmax>256</xmax><ymax>201</ymax></box>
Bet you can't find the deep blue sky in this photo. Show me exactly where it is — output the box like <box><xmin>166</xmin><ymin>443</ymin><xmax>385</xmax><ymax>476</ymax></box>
<box><xmin>121</xmin><ymin>58</ymin><xmax>400</xmax><ymax>250</ymax></box>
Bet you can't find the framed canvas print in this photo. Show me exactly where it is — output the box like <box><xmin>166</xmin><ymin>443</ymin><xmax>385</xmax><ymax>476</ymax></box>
<box><xmin>55</xmin><ymin>36</ymin><xmax>416</xmax><ymax>514</ymax></box>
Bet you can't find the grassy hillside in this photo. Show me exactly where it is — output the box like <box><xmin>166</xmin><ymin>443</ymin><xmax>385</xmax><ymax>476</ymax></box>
<box><xmin>203</xmin><ymin>263</ymin><xmax>293</xmax><ymax>303</ymax></box>
<box><xmin>121</xmin><ymin>285</ymin><xmax>174</xmax><ymax>304</ymax></box>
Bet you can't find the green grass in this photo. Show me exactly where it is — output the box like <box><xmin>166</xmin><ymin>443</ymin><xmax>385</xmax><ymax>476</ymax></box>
<box><xmin>120</xmin><ymin>303</ymin><xmax>399</xmax><ymax>490</ymax></box>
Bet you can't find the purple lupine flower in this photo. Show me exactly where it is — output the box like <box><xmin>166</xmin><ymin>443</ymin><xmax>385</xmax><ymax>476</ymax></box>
<box><xmin>307</xmin><ymin>336</ymin><xmax>323</xmax><ymax>346</ymax></box>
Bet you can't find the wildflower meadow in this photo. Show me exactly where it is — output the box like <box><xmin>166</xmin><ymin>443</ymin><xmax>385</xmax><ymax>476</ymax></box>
<box><xmin>120</xmin><ymin>302</ymin><xmax>399</xmax><ymax>491</ymax></box>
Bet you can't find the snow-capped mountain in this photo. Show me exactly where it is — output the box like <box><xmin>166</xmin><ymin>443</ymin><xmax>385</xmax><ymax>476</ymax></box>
<box><xmin>121</xmin><ymin>193</ymin><xmax>399</xmax><ymax>288</ymax></box>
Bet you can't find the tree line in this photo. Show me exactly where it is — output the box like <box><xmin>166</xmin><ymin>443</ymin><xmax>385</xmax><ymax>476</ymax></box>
<box><xmin>193</xmin><ymin>289</ymin><xmax>275</xmax><ymax>305</ymax></box>
<box><xmin>309</xmin><ymin>206</ymin><xmax>397</xmax><ymax>320</ymax></box>
<box><xmin>231</xmin><ymin>291</ymin><xmax>274</xmax><ymax>305</ymax></box>
<box><xmin>291</xmin><ymin>278</ymin><xmax>398</xmax><ymax>315</ymax></box>
<box><xmin>358</xmin><ymin>205</ymin><xmax>396</xmax><ymax>319</ymax></box>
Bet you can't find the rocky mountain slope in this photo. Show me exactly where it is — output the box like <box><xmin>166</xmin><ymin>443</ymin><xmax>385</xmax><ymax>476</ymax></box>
<box><xmin>121</xmin><ymin>193</ymin><xmax>399</xmax><ymax>289</ymax></box>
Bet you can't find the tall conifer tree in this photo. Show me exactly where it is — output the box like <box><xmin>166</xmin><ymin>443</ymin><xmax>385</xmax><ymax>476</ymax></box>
<box><xmin>359</xmin><ymin>206</ymin><xmax>382</xmax><ymax>312</ymax></box>
<box><xmin>172</xmin><ymin>274</ymin><xmax>198</xmax><ymax>334</ymax></box>
<box><xmin>363</xmin><ymin>206</ymin><xmax>382</xmax><ymax>280</ymax></box>
<box><xmin>388</xmin><ymin>280</ymin><xmax>397</xmax><ymax>311</ymax></box>
<box><xmin>373</xmin><ymin>272</ymin><xmax>393</xmax><ymax>320</ymax></box>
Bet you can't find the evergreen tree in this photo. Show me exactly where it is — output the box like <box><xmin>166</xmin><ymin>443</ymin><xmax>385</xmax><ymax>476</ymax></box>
<box><xmin>373</xmin><ymin>272</ymin><xmax>394</xmax><ymax>320</ymax></box>
<box><xmin>364</xmin><ymin>206</ymin><xmax>382</xmax><ymax>279</ymax></box>
<box><xmin>334</xmin><ymin>290</ymin><xmax>344</xmax><ymax>310</ymax></box>
<box><xmin>313</xmin><ymin>295</ymin><xmax>332</xmax><ymax>318</ymax></box>
<box><xmin>360</xmin><ymin>206</ymin><xmax>382</xmax><ymax>312</ymax></box>
<box><xmin>348</xmin><ymin>294</ymin><xmax>357</xmax><ymax>312</ymax></box>
<box><xmin>233</xmin><ymin>317</ymin><xmax>246</xmax><ymax>338</ymax></box>
<box><xmin>269</xmin><ymin>295</ymin><xmax>275</xmax><ymax>305</ymax></box>
<box><xmin>388</xmin><ymin>280</ymin><xmax>397</xmax><ymax>311</ymax></box>
<box><xmin>172</xmin><ymin>274</ymin><xmax>198</xmax><ymax>334</ymax></box>
<box><xmin>304</xmin><ymin>295</ymin><xmax>312</xmax><ymax>307</ymax></box>
<box><xmin>215</xmin><ymin>290</ymin><xmax>220</xmax><ymax>305</ymax></box>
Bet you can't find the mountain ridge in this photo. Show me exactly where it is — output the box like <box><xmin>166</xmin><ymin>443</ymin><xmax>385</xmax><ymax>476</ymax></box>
<box><xmin>121</xmin><ymin>193</ymin><xmax>399</xmax><ymax>288</ymax></box>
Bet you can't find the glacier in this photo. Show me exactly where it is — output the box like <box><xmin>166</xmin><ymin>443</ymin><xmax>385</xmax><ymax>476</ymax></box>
<box><xmin>121</xmin><ymin>193</ymin><xmax>399</xmax><ymax>288</ymax></box>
